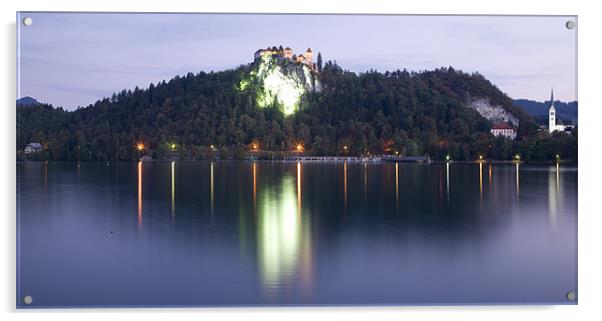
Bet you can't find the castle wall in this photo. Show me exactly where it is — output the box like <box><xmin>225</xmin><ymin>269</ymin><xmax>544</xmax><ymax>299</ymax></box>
<box><xmin>254</xmin><ymin>47</ymin><xmax>317</xmax><ymax>71</ymax></box>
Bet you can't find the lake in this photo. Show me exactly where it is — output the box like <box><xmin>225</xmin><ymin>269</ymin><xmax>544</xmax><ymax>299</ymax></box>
<box><xmin>16</xmin><ymin>161</ymin><xmax>577</xmax><ymax>307</ymax></box>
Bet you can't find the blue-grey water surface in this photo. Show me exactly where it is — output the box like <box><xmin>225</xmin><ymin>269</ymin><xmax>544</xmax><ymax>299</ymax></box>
<box><xmin>16</xmin><ymin>161</ymin><xmax>577</xmax><ymax>307</ymax></box>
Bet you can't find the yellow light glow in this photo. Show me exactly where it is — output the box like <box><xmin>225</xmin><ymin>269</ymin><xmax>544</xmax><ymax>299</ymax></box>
<box><xmin>171</xmin><ymin>143</ymin><xmax>176</xmax><ymax>150</ymax></box>
<box><xmin>296</xmin><ymin>144</ymin><xmax>304</xmax><ymax>152</ymax></box>
<box><xmin>343</xmin><ymin>145</ymin><xmax>348</xmax><ymax>150</ymax></box>
<box><xmin>136</xmin><ymin>143</ymin><xmax>144</xmax><ymax>151</ymax></box>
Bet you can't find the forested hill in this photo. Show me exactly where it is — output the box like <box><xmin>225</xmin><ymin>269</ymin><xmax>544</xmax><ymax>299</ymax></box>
<box><xmin>17</xmin><ymin>61</ymin><xmax>576</xmax><ymax>162</ymax></box>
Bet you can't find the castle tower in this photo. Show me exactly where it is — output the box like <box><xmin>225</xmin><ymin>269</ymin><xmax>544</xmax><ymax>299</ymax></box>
<box><xmin>304</xmin><ymin>48</ymin><xmax>313</xmax><ymax>66</ymax></box>
<box><xmin>548</xmin><ymin>88</ymin><xmax>556</xmax><ymax>133</ymax></box>
<box><xmin>284</xmin><ymin>47</ymin><xmax>293</xmax><ymax>59</ymax></box>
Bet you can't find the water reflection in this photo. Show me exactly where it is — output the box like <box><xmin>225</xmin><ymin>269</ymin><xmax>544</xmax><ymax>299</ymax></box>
<box><xmin>446</xmin><ymin>162</ymin><xmax>450</xmax><ymax>203</ymax></box>
<box><xmin>171</xmin><ymin>161</ymin><xmax>175</xmax><ymax>218</ymax></box>
<box><xmin>363</xmin><ymin>163</ymin><xmax>368</xmax><ymax>200</ymax></box>
<box><xmin>18</xmin><ymin>162</ymin><xmax>577</xmax><ymax>306</ymax></box>
<box><xmin>395</xmin><ymin>162</ymin><xmax>399</xmax><ymax>209</ymax></box>
<box><xmin>253</xmin><ymin>162</ymin><xmax>257</xmax><ymax>213</ymax></box>
<box><xmin>297</xmin><ymin>162</ymin><xmax>302</xmax><ymax>217</ymax></box>
<box><xmin>343</xmin><ymin>162</ymin><xmax>348</xmax><ymax>210</ymax></box>
<box><xmin>257</xmin><ymin>171</ymin><xmax>312</xmax><ymax>300</ymax></box>
<box><xmin>44</xmin><ymin>161</ymin><xmax>48</xmax><ymax>192</ymax></box>
<box><xmin>557</xmin><ymin>163</ymin><xmax>560</xmax><ymax>191</ymax></box>
<box><xmin>138</xmin><ymin>161</ymin><xmax>143</xmax><ymax>227</ymax></box>
<box><xmin>516</xmin><ymin>162</ymin><xmax>520</xmax><ymax>196</ymax></box>
<box><xmin>549</xmin><ymin>163</ymin><xmax>563</xmax><ymax>228</ymax></box>
<box><xmin>210</xmin><ymin>162</ymin><xmax>214</xmax><ymax>215</ymax></box>
<box><xmin>479</xmin><ymin>162</ymin><xmax>483</xmax><ymax>201</ymax></box>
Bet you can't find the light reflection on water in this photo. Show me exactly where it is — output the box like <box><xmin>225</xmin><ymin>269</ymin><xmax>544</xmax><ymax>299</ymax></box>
<box><xmin>257</xmin><ymin>168</ymin><xmax>312</xmax><ymax>299</ymax></box>
<box><xmin>549</xmin><ymin>163</ymin><xmax>564</xmax><ymax>229</ymax></box>
<box><xmin>171</xmin><ymin>161</ymin><xmax>175</xmax><ymax>218</ymax></box>
<box><xmin>138</xmin><ymin>161</ymin><xmax>142</xmax><ymax>227</ymax></box>
<box><xmin>16</xmin><ymin>161</ymin><xmax>577</xmax><ymax>307</ymax></box>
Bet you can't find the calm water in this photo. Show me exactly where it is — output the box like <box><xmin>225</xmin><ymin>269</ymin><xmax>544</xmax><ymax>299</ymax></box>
<box><xmin>16</xmin><ymin>161</ymin><xmax>577</xmax><ymax>307</ymax></box>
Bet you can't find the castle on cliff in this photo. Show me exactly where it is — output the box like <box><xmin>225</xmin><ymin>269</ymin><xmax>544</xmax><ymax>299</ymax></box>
<box><xmin>254</xmin><ymin>46</ymin><xmax>315</xmax><ymax>70</ymax></box>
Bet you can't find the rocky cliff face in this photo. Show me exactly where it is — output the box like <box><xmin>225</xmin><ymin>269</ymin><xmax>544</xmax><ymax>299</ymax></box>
<box><xmin>468</xmin><ymin>97</ymin><xmax>519</xmax><ymax>126</ymax></box>
<box><xmin>239</xmin><ymin>56</ymin><xmax>320</xmax><ymax>116</ymax></box>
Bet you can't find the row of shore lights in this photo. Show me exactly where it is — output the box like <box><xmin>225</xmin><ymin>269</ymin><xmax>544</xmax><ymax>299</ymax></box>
<box><xmin>136</xmin><ymin>142</ymin><xmax>303</xmax><ymax>152</ymax></box>
<box><xmin>443</xmin><ymin>154</ymin><xmax>522</xmax><ymax>162</ymax></box>
<box><xmin>137</xmin><ymin>143</ymin><xmax>180</xmax><ymax>151</ymax></box>
<box><xmin>445</xmin><ymin>154</ymin><xmax>561</xmax><ymax>162</ymax></box>
<box><xmin>251</xmin><ymin>143</ymin><xmax>306</xmax><ymax>152</ymax></box>
<box><xmin>136</xmin><ymin>143</ymin><xmax>560</xmax><ymax>162</ymax></box>
<box><xmin>136</xmin><ymin>143</ymin><xmax>214</xmax><ymax>151</ymax></box>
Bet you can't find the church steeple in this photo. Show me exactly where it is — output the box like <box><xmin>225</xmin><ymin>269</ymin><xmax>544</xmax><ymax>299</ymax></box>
<box><xmin>549</xmin><ymin>87</ymin><xmax>556</xmax><ymax>133</ymax></box>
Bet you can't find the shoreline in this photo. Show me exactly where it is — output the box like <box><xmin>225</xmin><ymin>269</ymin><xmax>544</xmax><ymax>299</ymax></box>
<box><xmin>17</xmin><ymin>159</ymin><xmax>577</xmax><ymax>166</ymax></box>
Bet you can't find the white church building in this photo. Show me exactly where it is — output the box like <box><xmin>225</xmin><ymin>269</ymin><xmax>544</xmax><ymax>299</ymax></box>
<box><xmin>548</xmin><ymin>89</ymin><xmax>572</xmax><ymax>133</ymax></box>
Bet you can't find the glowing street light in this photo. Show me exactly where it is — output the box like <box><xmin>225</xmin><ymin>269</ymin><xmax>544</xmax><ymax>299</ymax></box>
<box><xmin>343</xmin><ymin>145</ymin><xmax>348</xmax><ymax>151</ymax></box>
<box><xmin>479</xmin><ymin>155</ymin><xmax>484</xmax><ymax>162</ymax></box>
<box><xmin>556</xmin><ymin>154</ymin><xmax>560</xmax><ymax>162</ymax></box>
<box><xmin>170</xmin><ymin>143</ymin><xmax>176</xmax><ymax>150</ymax></box>
<box><xmin>252</xmin><ymin>143</ymin><xmax>258</xmax><ymax>150</ymax></box>
<box><xmin>515</xmin><ymin>154</ymin><xmax>521</xmax><ymax>161</ymax></box>
<box><xmin>446</xmin><ymin>155</ymin><xmax>450</xmax><ymax>162</ymax></box>
<box><xmin>136</xmin><ymin>143</ymin><xmax>145</xmax><ymax>151</ymax></box>
<box><xmin>296</xmin><ymin>144</ymin><xmax>304</xmax><ymax>152</ymax></box>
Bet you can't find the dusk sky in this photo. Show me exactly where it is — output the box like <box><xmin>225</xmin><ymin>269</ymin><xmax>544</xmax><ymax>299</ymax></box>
<box><xmin>17</xmin><ymin>13</ymin><xmax>577</xmax><ymax>110</ymax></box>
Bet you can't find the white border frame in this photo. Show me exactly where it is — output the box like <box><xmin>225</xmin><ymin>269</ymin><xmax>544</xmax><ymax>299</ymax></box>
<box><xmin>2</xmin><ymin>1</ymin><xmax>600</xmax><ymax>320</ymax></box>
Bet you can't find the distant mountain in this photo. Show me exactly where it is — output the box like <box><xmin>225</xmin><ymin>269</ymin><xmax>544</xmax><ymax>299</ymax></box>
<box><xmin>514</xmin><ymin>99</ymin><xmax>578</xmax><ymax>125</ymax></box>
<box><xmin>16</xmin><ymin>96</ymin><xmax>40</xmax><ymax>106</ymax></box>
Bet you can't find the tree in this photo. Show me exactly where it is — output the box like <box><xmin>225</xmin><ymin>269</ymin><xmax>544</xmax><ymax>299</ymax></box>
<box><xmin>317</xmin><ymin>52</ymin><xmax>323</xmax><ymax>72</ymax></box>
<box><xmin>16</xmin><ymin>59</ymin><xmax>571</xmax><ymax>161</ymax></box>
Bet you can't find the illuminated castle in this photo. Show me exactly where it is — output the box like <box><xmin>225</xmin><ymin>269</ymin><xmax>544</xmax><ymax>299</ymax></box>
<box><xmin>254</xmin><ymin>46</ymin><xmax>315</xmax><ymax>70</ymax></box>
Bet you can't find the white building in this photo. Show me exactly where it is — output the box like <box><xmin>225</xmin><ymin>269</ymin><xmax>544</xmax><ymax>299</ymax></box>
<box><xmin>490</xmin><ymin>123</ymin><xmax>517</xmax><ymax>140</ymax></box>
<box><xmin>548</xmin><ymin>89</ymin><xmax>571</xmax><ymax>133</ymax></box>
<box><xmin>24</xmin><ymin>142</ymin><xmax>43</xmax><ymax>154</ymax></box>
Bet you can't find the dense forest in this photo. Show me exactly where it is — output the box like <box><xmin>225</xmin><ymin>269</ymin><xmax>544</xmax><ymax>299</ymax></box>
<box><xmin>17</xmin><ymin>60</ymin><xmax>577</xmax><ymax>162</ymax></box>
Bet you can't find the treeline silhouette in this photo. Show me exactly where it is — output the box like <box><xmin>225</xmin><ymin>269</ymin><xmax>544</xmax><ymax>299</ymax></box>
<box><xmin>17</xmin><ymin>61</ymin><xmax>577</xmax><ymax>162</ymax></box>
